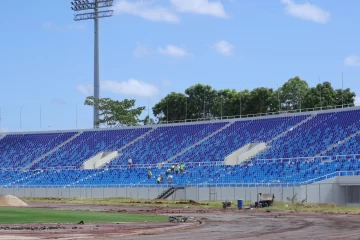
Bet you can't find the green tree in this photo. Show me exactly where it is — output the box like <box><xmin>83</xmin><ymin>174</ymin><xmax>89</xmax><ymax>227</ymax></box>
<box><xmin>152</xmin><ymin>92</ymin><xmax>187</xmax><ymax>122</ymax></box>
<box><xmin>213</xmin><ymin>89</ymin><xmax>241</xmax><ymax>117</ymax></box>
<box><xmin>334</xmin><ymin>88</ymin><xmax>356</xmax><ymax>107</ymax></box>
<box><xmin>245</xmin><ymin>87</ymin><xmax>274</xmax><ymax>114</ymax></box>
<box><xmin>270</xmin><ymin>89</ymin><xmax>281</xmax><ymax>112</ymax></box>
<box><xmin>84</xmin><ymin>96</ymin><xmax>145</xmax><ymax>127</ymax></box>
<box><xmin>185</xmin><ymin>84</ymin><xmax>218</xmax><ymax>119</ymax></box>
<box><xmin>304</xmin><ymin>82</ymin><xmax>356</xmax><ymax>109</ymax></box>
<box><xmin>143</xmin><ymin>115</ymin><xmax>156</xmax><ymax>125</ymax></box>
<box><xmin>280</xmin><ymin>76</ymin><xmax>309</xmax><ymax>110</ymax></box>
<box><xmin>152</xmin><ymin>77</ymin><xmax>357</xmax><ymax>122</ymax></box>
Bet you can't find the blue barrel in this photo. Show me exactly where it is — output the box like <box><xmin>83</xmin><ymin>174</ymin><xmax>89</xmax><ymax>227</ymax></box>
<box><xmin>237</xmin><ymin>199</ymin><xmax>243</xmax><ymax>209</ymax></box>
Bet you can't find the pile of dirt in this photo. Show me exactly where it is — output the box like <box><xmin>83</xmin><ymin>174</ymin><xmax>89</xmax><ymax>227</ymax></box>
<box><xmin>0</xmin><ymin>195</ymin><xmax>28</xmax><ymax>207</ymax></box>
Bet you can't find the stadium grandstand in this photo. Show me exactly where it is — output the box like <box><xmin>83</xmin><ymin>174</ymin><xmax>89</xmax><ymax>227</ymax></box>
<box><xmin>1</xmin><ymin>107</ymin><xmax>360</xmax><ymax>204</ymax></box>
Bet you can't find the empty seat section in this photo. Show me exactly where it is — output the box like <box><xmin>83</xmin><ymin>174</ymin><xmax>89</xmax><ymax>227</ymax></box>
<box><xmin>110</xmin><ymin>122</ymin><xmax>228</xmax><ymax>166</ymax></box>
<box><xmin>255</xmin><ymin>110</ymin><xmax>360</xmax><ymax>160</ymax></box>
<box><xmin>173</xmin><ymin>115</ymin><xmax>308</xmax><ymax>163</ymax></box>
<box><xmin>321</xmin><ymin>134</ymin><xmax>360</xmax><ymax>156</ymax></box>
<box><xmin>1</xmin><ymin>109</ymin><xmax>360</xmax><ymax>188</ymax></box>
<box><xmin>32</xmin><ymin>128</ymin><xmax>150</xmax><ymax>169</ymax></box>
<box><xmin>0</xmin><ymin>132</ymin><xmax>76</xmax><ymax>169</ymax></box>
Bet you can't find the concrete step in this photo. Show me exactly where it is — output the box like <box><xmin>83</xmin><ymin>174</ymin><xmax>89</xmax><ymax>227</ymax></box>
<box><xmin>163</xmin><ymin>122</ymin><xmax>234</xmax><ymax>164</ymax></box>
<box><xmin>266</xmin><ymin>113</ymin><xmax>317</xmax><ymax>144</ymax></box>
<box><xmin>117</xmin><ymin>128</ymin><xmax>156</xmax><ymax>155</ymax></box>
<box><xmin>316</xmin><ymin>129</ymin><xmax>360</xmax><ymax>157</ymax></box>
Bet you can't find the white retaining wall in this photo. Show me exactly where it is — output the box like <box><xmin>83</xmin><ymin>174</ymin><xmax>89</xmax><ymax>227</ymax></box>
<box><xmin>3</xmin><ymin>175</ymin><xmax>360</xmax><ymax>205</ymax></box>
<box><xmin>0</xmin><ymin>183</ymin><xmax>347</xmax><ymax>205</ymax></box>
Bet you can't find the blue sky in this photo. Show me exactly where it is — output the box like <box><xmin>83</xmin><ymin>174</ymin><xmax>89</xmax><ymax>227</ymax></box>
<box><xmin>1</xmin><ymin>0</ymin><xmax>360</xmax><ymax>132</ymax></box>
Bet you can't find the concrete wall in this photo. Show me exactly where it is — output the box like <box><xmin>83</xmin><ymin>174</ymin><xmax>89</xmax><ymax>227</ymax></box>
<box><xmin>0</xmin><ymin>185</ymin><xmax>322</xmax><ymax>203</ymax></box>
<box><xmin>1</xmin><ymin>181</ymin><xmax>359</xmax><ymax>206</ymax></box>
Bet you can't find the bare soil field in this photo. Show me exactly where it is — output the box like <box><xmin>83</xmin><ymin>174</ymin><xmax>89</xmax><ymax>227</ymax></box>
<box><xmin>2</xmin><ymin>202</ymin><xmax>360</xmax><ymax>239</ymax></box>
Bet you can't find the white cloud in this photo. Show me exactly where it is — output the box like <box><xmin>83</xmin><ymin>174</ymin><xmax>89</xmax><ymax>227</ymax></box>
<box><xmin>170</xmin><ymin>0</ymin><xmax>229</xmax><ymax>18</ymax></box>
<box><xmin>77</xmin><ymin>84</ymin><xmax>93</xmax><ymax>96</ymax></box>
<box><xmin>344</xmin><ymin>56</ymin><xmax>360</xmax><ymax>67</ymax></box>
<box><xmin>356</xmin><ymin>96</ymin><xmax>360</xmax><ymax>106</ymax></box>
<box><xmin>113</xmin><ymin>0</ymin><xmax>179</xmax><ymax>23</ymax></box>
<box><xmin>133</xmin><ymin>43</ymin><xmax>151</xmax><ymax>58</ymax></box>
<box><xmin>158</xmin><ymin>45</ymin><xmax>189</xmax><ymax>57</ymax></box>
<box><xmin>280</xmin><ymin>0</ymin><xmax>330</xmax><ymax>24</ymax></box>
<box><xmin>211</xmin><ymin>40</ymin><xmax>234</xmax><ymax>56</ymax></box>
<box><xmin>102</xmin><ymin>79</ymin><xmax>159</xmax><ymax>98</ymax></box>
<box><xmin>77</xmin><ymin>79</ymin><xmax>159</xmax><ymax>98</ymax></box>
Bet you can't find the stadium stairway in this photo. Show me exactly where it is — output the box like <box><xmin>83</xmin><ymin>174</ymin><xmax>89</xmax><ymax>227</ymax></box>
<box><xmin>265</xmin><ymin>113</ymin><xmax>315</xmax><ymax>144</ymax></box>
<box><xmin>163</xmin><ymin>121</ymin><xmax>233</xmax><ymax>164</ymax></box>
<box><xmin>23</xmin><ymin>131</ymin><xmax>83</xmax><ymax>170</ymax></box>
<box><xmin>253</xmin><ymin>109</ymin><xmax>360</xmax><ymax>160</ymax></box>
<box><xmin>248</xmin><ymin>114</ymin><xmax>315</xmax><ymax>160</ymax></box>
<box><xmin>109</xmin><ymin>122</ymin><xmax>229</xmax><ymax>166</ymax></box>
<box><xmin>156</xmin><ymin>186</ymin><xmax>185</xmax><ymax>199</ymax></box>
<box><xmin>316</xmin><ymin>129</ymin><xmax>360</xmax><ymax>157</ymax></box>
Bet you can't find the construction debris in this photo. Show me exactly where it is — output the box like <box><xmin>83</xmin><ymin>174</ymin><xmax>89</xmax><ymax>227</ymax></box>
<box><xmin>222</xmin><ymin>200</ymin><xmax>232</xmax><ymax>209</ymax></box>
<box><xmin>168</xmin><ymin>216</ymin><xmax>188</xmax><ymax>223</ymax></box>
<box><xmin>175</xmin><ymin>200</ymin><xmax>208</xmax><ymax>205</ymax></box>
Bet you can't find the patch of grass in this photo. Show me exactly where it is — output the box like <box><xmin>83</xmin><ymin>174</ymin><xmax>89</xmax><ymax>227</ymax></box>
<box><xmin>264</xmin><ymin>201</ymin><xmax>360</xmax><ymax>214</ymax></box>
<box><xmin>24</xmin><ymin>197</ymin><xmax>360</xmax><ymax>214</ymax></box>
<box><xmin>23</xmin><ymin>197</ymin><xmax>229</xmax><ymax>209</ymax></box>
<box><xmin>0</xmin><ymin>207</ymin><xmax>167</xmax><ymax>224</ymax></box>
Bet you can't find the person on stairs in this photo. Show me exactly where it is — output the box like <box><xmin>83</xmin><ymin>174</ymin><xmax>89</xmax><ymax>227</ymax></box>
<box><xmin>147</xmin><ymin>167</ymin><xmax>152</xmax><ymax>180</ymax></box>
<box><xmin>174</xmin><ymin>164</ymin><xmax>179</xmax><ymax>175</ymax></box>
<box><xmin>167</xmin><ymin>175</ymin><xmax>173</xmax><ymax>184</ymax></box>
<box><xmin>180</xmin><ymin>162</ymin><xmax>185</xmax><ymax>174</ymax></box>
<box><xmin>157</xmin><ymin>175</ymin><xmax>163</xmax><ymax>184</ymax></box>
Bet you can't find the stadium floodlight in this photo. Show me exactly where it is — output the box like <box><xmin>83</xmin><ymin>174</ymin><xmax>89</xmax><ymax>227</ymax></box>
<box><xmin>71</xmin><ymin>0</ymin><xmax>113</xmax><ymax>128</ymax></box>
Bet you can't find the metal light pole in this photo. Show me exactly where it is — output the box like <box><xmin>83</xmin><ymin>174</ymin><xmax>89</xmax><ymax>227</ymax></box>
<box><xmin>20</xmin><ymin>106</ymin><xmax>22</xmax><ymax>129</ymax></box>
<box><xmin>221</xmin><ymin>94</ymin><xmax>223</xmax><ymax>119</ymax></box>
<box><xmin>318</xmin><ymin>76</ymin><xmax>322</xmax><ymax>110</ymax></box>
<box><xmin>76</xmin><ymin>103</ymin><xmax>78</xmax><ymax>128</ymax></box>
<box><xmin>203</xmin><ymin>90</ymin><xmax>206</xmax><ymax>118</ymax></box>
<box><xmin>167</xmin><ymin>99</ymin><xmax>169</xmax><ymax>123</ymax></box>
<box><xmin>341</xmin><ymin>72</ymin><xmax>344</xmax><ymax>107</ymax></box>
<box><xmin>239</xmin><ymin>91</ymin><xmax>242</xmax><ymax>118</ymax></box>
<box><xmin>299</xmin><ymin>88</ymin><xmax>302</xmax><ymax>112</ymax></box>
<box><xmin>277</xmin><ymin>85</ymin><xmax>281</xmax><ymax>112</ymax></box>
<box><xmin>71</xmin><ymin>0</ymin><xmax>113</xmax><ymax>128</ymax></box>
<box><xmin>40</xmin><ymin>105</ymin><xmax>42</xmax><ymax>129</ymax></box>
<box><xmin>0</xmin><ymin>107</ymin><xmax>2</xmax><ymax>131</ymax></box>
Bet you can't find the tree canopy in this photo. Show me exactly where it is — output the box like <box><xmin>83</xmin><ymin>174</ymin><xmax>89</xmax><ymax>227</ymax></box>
<box><xmin>84</xmin><ymin>76</ymin><xmax>356</xmax><ymax>126</ymax></box>
<box><xmin>153</xmin><ymin>76</ymin><xmax>356</xmax><ymax>122</ymax></box>
<box><xmin>84</xmin><ymin>96</ymin><xmax>146</xmax><ymax>127</ymax></box>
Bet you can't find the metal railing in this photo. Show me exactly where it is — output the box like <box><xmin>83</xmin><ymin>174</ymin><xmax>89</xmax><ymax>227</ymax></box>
<box><xmin>157</xmin><ymin>104</ymin><xmax>355</xmax><ymax>125</ymax></box>
<box><xmin>3</xmin><ymin>170</ymin><xmax>360</xmax><ymax>189</ymax></box>
<box><xmin>2</xmin><ymin>154</ymin><xmax>360</xmax><ymax>188</ymax></box>
<box><xmin>2</xmin><ymin>154</ymin><xmax>360</xmax><ymax>172</ymax></box>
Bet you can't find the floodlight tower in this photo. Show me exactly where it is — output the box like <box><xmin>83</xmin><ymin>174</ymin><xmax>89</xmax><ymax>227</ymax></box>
<box><xmin>71</xmin><ymin>0</ymin><xmax>113</xmax><ymax>128</ymax></box>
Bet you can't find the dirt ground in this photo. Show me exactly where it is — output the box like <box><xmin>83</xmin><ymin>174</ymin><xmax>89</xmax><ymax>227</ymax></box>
<box><xmin>2</xmin><ymin>202</ymin><xmax>360</xmax><ymax>239</ymax></box>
